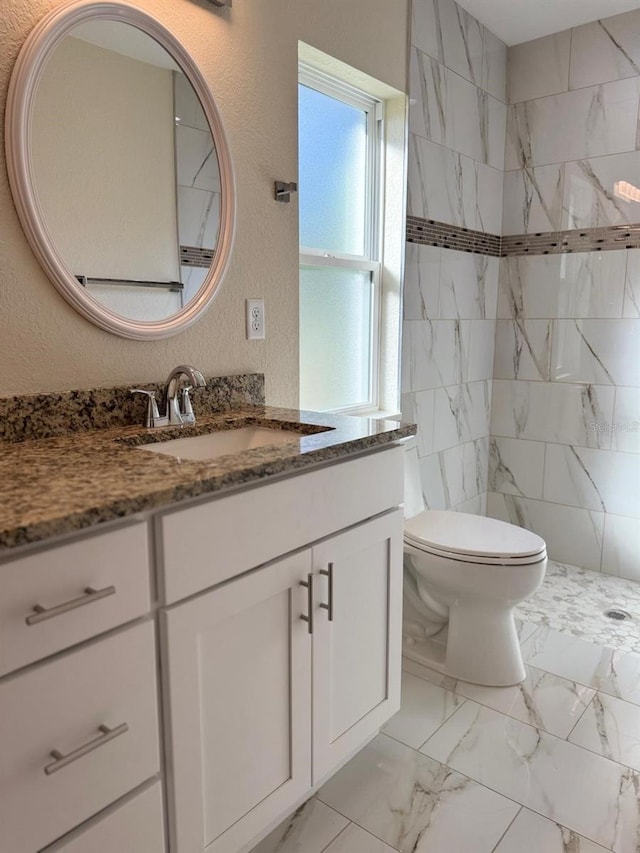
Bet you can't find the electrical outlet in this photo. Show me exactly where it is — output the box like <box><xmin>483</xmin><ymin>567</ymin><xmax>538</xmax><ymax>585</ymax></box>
<box><xmin>246</xmin><ymin>299</ymin><xmax>265</xmax><ymax>340</ymax></box>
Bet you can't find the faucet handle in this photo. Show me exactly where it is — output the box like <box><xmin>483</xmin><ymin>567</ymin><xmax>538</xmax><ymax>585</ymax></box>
<box><xmin>180</xmin><ymin>386</ymin><xmax>196</xmax><ymax>424</ymax></box>
<box><xmin>130</xmin><ymin>389</ymin><xmax>161</xmax><ymax>428</ymax></box>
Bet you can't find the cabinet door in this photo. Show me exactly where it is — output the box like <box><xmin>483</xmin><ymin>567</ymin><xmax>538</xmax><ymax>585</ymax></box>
<box><xmin>312</xmin><ymin>511</ymin><xmax>403</xmax><ymax>783</ymax></box>
<box><xmin>161</xmin><ymin>551</ymin><xmax>313</xmax><ymax>853</ymax></box>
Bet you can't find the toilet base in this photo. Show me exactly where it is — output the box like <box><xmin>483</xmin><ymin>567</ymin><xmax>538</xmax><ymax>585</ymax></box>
<box><xmin>403</xmin><ymin>604</ymin><xmax>526</xmax><ymax>687</ymax></box>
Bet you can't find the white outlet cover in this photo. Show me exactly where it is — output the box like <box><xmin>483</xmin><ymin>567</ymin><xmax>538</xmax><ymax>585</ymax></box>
<box><xmin>246</xmin><ymin>298</ymin><xmax>265</xmax><ymax>340</ymax></box>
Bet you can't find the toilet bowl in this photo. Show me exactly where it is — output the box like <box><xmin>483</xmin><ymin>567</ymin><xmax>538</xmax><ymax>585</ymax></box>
<box><xmin>402</xmin><ymin>441</ymin><xmax>547</xmax><ymax>687</ymax></box>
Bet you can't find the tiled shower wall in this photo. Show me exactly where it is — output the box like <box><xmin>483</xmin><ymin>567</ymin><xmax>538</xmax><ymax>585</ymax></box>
<box><xmin>487</xmin><ymin>11</ymin><xmax>640</xmax><ymax>580</ymax></box>
<box><xmin>401</xmin><ymin>0</ymin><xmax>506</xmax><ymax>514</ymax></box>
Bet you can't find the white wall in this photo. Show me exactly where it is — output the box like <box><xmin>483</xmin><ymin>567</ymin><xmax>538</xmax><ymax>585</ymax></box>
<box><xmin>0</xmin><ymin>0</ymin><xmax>409</xmax><ymax>403</ymax></box>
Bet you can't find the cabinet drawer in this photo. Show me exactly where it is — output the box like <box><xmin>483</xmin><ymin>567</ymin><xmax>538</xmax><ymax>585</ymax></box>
<box><xmin>0</xmin><ymin>522</ymin><xmax>151</xmax><ymax>676</ymax></box>
<box><xmin>160</xmin><ymin>445</ymin><xmax>403</xmax><ymax>603</ymax></box>
<box><xmin>0</xmin><ymin>621</ymin><xmax>160</xmax><ymax>853</ymax></box>
<box><xmin>41</xmin><ymin>781</ymin><xmax>165</xmax><ymax>853</ymax></box>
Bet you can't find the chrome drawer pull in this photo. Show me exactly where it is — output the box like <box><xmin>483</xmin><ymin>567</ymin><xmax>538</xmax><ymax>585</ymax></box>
<box><xmin>320</xmin><ymin>563</ymin><xmax>334</xmax><ymax>621</ymax></box>
<box><xmin>299</xmin><ymin>573</ymin><xmax>313</xmax><ymax>634</ymax></box>
<box><xmin>44</xmin><ymin>722</ymin><xmax>129</xmax><ymax>776</ymax></box>
<box><xmin>26</xmin><ymin>585</ymin><xmax>116</xmax><ymax>626</ymax></box>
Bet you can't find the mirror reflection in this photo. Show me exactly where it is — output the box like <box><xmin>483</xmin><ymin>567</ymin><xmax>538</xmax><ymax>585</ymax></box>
<box><xmin>31</xmin><ymin>20</ymin><xmax>221</xmax><ymax>322</ymax></box>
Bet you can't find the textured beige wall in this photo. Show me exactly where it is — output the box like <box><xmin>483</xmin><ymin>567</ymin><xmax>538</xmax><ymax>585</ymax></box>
<box><xmin>0</xmin><ymin>0</ymin><xmax>409</xmax><ymax>404</ymax></box>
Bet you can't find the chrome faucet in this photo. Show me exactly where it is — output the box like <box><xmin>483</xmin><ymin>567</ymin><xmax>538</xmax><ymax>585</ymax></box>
<box><xmin>131</xmin><ymin>364</ymin><xmax>206</xmax><ymax>428</ymax></box>
<box><xmin>164</xmin><ymin>364</ymin><xmax>206</xmax><ymax>425</ymax></box>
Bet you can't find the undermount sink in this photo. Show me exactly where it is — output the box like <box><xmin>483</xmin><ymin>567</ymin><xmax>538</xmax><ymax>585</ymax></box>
<box><xmin>139</xmin><ymin>425</ymin><xmax>312</xmax><ymax>461</ymax></box>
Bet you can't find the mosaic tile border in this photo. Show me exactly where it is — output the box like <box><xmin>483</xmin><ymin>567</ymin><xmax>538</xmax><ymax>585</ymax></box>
<box><xmin>406</xmin><ymin>216</ymin><xmax>501</xmax><ymax>257</ymax></box>
<box><xmin>407</xmin><ymin>216</ymin><xmax>640</xmax><ymax>257</ymax></box>
<box><xmin>0</xmin><ymin>374</ymin><xmax>265</xmax><ymax>443</ymax></box>
<box><xmin>501</xmin><ymin>223</ymin><xmax>640</xmax><ymax>256</ymax></box>
<box><xmin>180</xmin><ymin>245</ymin><xmax>214</xmax><ymax>268</ymax></box>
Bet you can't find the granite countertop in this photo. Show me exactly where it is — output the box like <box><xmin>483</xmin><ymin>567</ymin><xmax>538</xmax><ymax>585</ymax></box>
<box><xmin>0</xmin><ymin>405</ymin><xmax>415</xmax><ymax>551</ymax></box>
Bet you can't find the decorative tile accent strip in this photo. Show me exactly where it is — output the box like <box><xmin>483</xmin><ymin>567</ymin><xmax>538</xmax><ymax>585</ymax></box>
<box><xmin>408</xmin><ymin>216</ymin><xmax>640</xmax><ymax>257</ymax></box>
<box><xmin>0</xmin><ymin>373</ymin><xmax>265</xmax><ymax>443</ymax></box>
<box><xmin>180</xmin><ymin>245</ymin><xmax>214</xmax><ymax>268</ymax></box>
<box><xmin>406</xmin><ymin>216</ymin><xmax>502</xmax><ymax>257</ymax></box>
<box><xmin>502</xmin><ymin>223</ymin><xmax>640</xmax><ymax>257</ymax></box>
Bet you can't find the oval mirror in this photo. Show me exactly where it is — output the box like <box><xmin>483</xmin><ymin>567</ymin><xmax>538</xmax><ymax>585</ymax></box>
<box><xmin>5</xmin><ymin>0</ymin><xmax>235</xmax><ymax>340</ymax></box>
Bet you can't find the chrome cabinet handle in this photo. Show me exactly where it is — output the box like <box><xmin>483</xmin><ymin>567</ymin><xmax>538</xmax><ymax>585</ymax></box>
<box><xmin>299</xmin><ymin>573</ymin><xmax>313</xmax><ymax>634</ymax></box>
<box><xmin>26</xmin><ymin>585</ymin><xmax>116</xmax><ymax>626</ymax></box>
<box><xmin>320</xmin><ymin>563</ymin><xmax>334</xmax><ymax>621</ymax></box>
<box><xmin>44</xmin><ymin>722</ymin><xmax>129</xmax><ymax>776</ymax></box>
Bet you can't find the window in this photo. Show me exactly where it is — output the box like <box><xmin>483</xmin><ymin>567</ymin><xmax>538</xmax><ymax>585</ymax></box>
<box><xmin>298</xmin><ymin>66</ymin><xmax>383</xmax><ymax>413</ymax></box>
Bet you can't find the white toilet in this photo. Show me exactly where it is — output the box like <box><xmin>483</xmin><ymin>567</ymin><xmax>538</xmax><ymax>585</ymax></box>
<box><xmin>402</xmin><ymin>440</ymin><xmax>547</xmax><ymax>687</ymax></box>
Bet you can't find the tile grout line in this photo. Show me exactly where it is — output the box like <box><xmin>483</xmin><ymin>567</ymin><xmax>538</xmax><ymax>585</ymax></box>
<box><xmin>315</xmin><ymin>819</ymin><xmax>352</xmax><ymax>853</ymax></box>
<box><xmin>414</xmin><ymin>703</ymin><xmax>634</xmax><ymax>851</ymax></box>
<box><xmin>488</xmin><ymin>804</ymin><xmax>523</xmax><ymax>853</ymax></box>
<box><xmin>381</xmin><ymin>729</ymin><xmax>615</xmax><ymax>852</ymax></box>
<box><xmin>403</xmin><ymin>658</ymin><xmax>592</xmax><ymax>741</ymax></box>
<box><xmin>313</xmin><ymin>790</ymin><xmax>403</xmax><ymax>853</ymax></box>
<box><xmin>564</xmin><ymin>687</ymin><xmax>599</xmax><ymax>742</ymax></box>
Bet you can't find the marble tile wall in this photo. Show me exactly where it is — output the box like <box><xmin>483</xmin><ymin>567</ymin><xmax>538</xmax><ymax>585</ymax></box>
<box><xmin>504</xmin><ymin>9</ymin><xmax>640</xmax><ymax>235</ymax></box>
<box><xmin>489</xmin><ymin>250</ymin><xmax>640</xmax><ymax>579</ymax></box>
<box><xmin>488</xmin><ymin>11</ymin><xmax>640</xmax><ymax>582</ymax></box>
<box><xmin>403</xmin><ymin>0</ymin><xmax>506</xmax><ymax>513</ymax></box>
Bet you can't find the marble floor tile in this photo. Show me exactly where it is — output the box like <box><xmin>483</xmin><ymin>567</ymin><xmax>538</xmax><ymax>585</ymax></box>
<box><xmin>324</xmin><ymin>823</ymin><xmax>397</xmax><ymax>853</ymax></box>
<box><xmin>248</xmin><ymin>798</ymin><xmax>348</xmax><ymax>853</ymax></box>
<box><xmin>516</xmin><ymin>561</ymin><xmax>640</xmax><ymax>654</ymax></box>
<box><xmin>402</xmin><ymin>656</ymin><xmax>593</xmax><ymax>739</ymax></box>
<box><xmin>493</xmin><ymin>808</ymin><xmax>610</xmax><ymax>853</ymax></box>
<box><xmin>420</xmin><ymin>701</ymin><xmax>640</xmax><ymax>852</ymax></box>
<box><xmin>569</xmin><ymin>692</ymin><xmax>640</xmax><ymax>771</ymax></box>
<box><xmin>454</xmin><ymin>665</ymin><xmax>596</xmax><ymax>739</ymax></box>
<box><xmin>317</xmin><ymin>733</ymin><xmax>520</xmax><ymax>853</ymax></box>
<box><xmin>521</xmin><ymin>624</ymin><xmax>640</xmax><ymax>704</ymax></box>
<box><xmin>382</xmin><ymin>671</ymin><xmax>465</xmax><ymax>749</ymax></box>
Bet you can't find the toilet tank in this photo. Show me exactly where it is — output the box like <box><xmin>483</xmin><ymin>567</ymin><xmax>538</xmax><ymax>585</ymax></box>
<box><xmin>402</xmin><ymin>438</ymin><xmax>426</xmax><ymax>519</ymax></box>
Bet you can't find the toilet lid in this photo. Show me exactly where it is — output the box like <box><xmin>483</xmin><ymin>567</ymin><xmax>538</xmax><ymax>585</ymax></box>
<box><xmin>404</xmin><ymin>511</ymin><xmax>547</xmax><ymax>561</ymax></box>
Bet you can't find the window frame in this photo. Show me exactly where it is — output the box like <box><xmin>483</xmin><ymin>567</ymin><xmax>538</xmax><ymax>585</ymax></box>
<box><xmin>298</xmin><ymin>63</ymin><xmax>385</xmax><ymax>415</ymax></box>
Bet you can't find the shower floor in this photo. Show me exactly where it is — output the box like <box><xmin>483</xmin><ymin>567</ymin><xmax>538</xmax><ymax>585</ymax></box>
<box><xmin>515</xmin><ymin>560</ymin><xmax>640</xmax><ymax>654</ymax></box>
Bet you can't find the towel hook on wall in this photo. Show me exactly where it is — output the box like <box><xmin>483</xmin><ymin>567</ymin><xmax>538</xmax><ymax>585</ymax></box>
<box><xmin>274</xmin><ymin>181</ymin><xmax>298</xmax><ymax>203</ymax></box>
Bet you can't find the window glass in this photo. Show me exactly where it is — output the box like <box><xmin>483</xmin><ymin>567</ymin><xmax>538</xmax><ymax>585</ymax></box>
<box><xmin>299</xmin><ymin>266</ymin><xmax>372</xmax><ymax>411</ymax></box>
<box><xmin>298</xmin><ymin>84</ymin><xmax>367</xmax><ymax>256</ymax></box>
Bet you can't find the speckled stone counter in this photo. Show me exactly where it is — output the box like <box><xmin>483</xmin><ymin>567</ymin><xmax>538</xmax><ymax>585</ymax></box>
<box><xmin>0</xmin><ymin>404</ymin><xmax>415</xmax><ymax>551</ymax></box>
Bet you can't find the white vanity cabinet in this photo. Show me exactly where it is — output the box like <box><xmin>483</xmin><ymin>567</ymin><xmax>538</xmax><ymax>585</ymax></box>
<box><xmin>0</xmin><ymin>442</ymin><xmax>404</xmax><ymax>853</ymax></box>
<box><xmin>159</xmin><ymin>447</ymin><xmax>404</xmax><ymax>853</ymax></box>
<box><xmin>0</xmin><ymin>521</ymin><xmax>164</xmax><ymax>853</ymax></box>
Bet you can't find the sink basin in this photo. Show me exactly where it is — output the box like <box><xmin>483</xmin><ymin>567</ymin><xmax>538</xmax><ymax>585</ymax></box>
<box><xmin>139</xmin><ymin>425</ymin><xmax>309</xmax><ymax>461</ymax></box>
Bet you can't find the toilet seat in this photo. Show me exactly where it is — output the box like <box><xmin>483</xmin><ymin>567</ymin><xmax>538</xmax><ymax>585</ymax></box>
<box><xmin>404</xmin><ymin>510</ymin><xmax>546</xmax><ymax>566</ymax></box>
